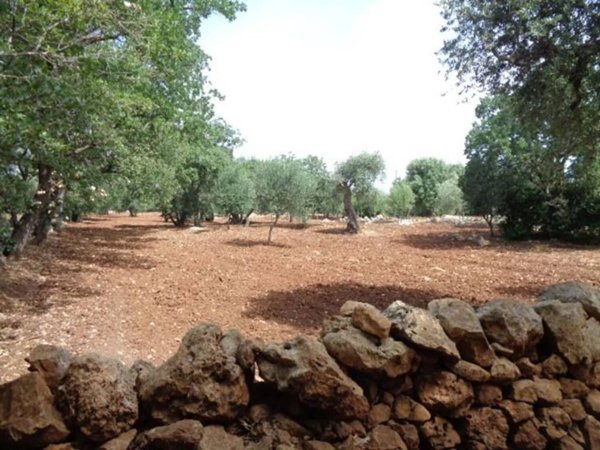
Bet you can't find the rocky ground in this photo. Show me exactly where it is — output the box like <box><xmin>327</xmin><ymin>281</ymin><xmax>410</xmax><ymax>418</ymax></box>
<box><xmin>1</xmin><ymin>212</ymin><xmax>599</xmax><ymax>382</ymax></box>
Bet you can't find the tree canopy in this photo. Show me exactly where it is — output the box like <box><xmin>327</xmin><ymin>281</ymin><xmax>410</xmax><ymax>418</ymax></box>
<box><xmin>439</xmin><ymin>0</ymin><xmax>599</xmax><ymax>157</ymax></box>
<box><xmin>0</xmin><ymin>0</ymin><xmax>245</xmax><ymax>255</ymax></box>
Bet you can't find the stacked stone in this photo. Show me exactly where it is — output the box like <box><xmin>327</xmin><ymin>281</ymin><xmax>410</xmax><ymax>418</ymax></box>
<box><xmin>0</xmin><ymin>281</ymin><xmax>599</xmax><ymax>449</ymax></box>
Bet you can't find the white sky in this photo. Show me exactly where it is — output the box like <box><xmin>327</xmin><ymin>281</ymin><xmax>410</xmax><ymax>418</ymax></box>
<box><xmin>200</xmin><ymin>0</ymin><xmax>478</xmax><ymax>189</ymax></box>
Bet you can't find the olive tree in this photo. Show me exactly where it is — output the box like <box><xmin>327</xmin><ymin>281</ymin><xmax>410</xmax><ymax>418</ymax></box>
<box><xmin>335</xmin><ymin>153</ymin><xmax>385</xmax><ymax>233</ymax></box>
<box><xmin>255</xmin><ymin>157</ymin><xmax>314</xmax><ymax>243</ymax></box>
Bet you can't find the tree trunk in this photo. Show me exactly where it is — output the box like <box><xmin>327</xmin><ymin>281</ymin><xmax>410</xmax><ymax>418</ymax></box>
<box><xmin>32</xmin><ymin>164</ymin><xmax>54</xmax><ymax>246</ymax></box>
<box><xmin>52</xmin><ymin>186</ymin><xmax>66</xmax><ymax>231</ymax></box>
<box><xmin>10</xmin><ymin>213</ymin><xmax>35</xmax><ymax>258</ymax></box>
<box><xmin>341</xmin><ymin>184</ymin><xmax>359</xmax><ymax>233</ymax></box>
<box><xmin>484</xmin><ymin>215</ymin><xmax>495</xmax><ymax>237</ymax></box>
<box><xmin>242</xmin><ymin>209</ymin><xmax>254</xmax><ymax>227</ymax></box>
<box><xmin>267</xmin><ymin>214</ymin><xmax>280</xmax><ymax>244</ymax></box>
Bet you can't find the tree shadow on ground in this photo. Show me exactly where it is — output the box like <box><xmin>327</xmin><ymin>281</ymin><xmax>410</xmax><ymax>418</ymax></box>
<box><xmin>313</xmin><ymin>227</ymin><xmax>349</xmax><ymax>235</ymax></box>
<box><xmin>246</xmin><ymin>222</ymin><xmax>314</xmax><ymax>230</ymax></box>
<box><xmin>398</xmin><ymin>230</ymin><xmax>600</xmax><ymax>253</ymax></box>
<box><xmin>396</xmin><ymin>231</ymin><xmax>487</xmax><ymax>250</ymax></box>
<box><xmin>0</xmin><ymin>221</ymin><xmax>161</xmax><ymax>316</ymax></box>
<box><xmin>242</xmin><ymin>282</ymin><xmax>448</xmax><ymax>333</ymax></box>
<box><xmin>225</xmin><ymin>239</ymin><xmax>290</xmax><ymax>249</ymax></box>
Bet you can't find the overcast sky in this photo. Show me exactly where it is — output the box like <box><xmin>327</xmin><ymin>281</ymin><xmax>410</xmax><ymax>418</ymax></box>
<box><xmin>200</xmin><ymin>0</ymin><xmax>478</xmax><ymax>189</ymax></box>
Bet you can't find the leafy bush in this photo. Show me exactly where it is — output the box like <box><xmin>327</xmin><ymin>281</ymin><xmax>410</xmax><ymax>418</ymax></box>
<box><xmin>387</xmin><ymin>180</ymin><xmax>415</xmax><ymax>217</ymax></box>
<box><xmin>434</xmin><ymin>177</ymin><xmax>465</xmax><ymax>216</ymax></box>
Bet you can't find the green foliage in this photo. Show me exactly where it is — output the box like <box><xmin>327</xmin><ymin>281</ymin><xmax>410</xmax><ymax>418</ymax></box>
<box><xmin>354</xmin><ymin>189</ymin><xmax>387</xmax><ymax>218</ymax></box>
<box><xmin>439</xmin><ymin>0</ymin><xmax>599</xmax><ymax>159</ymax></box>
<box><xmin>434</xmin><ymin>177</ymin><xmax>465</xmax><ymax>216</ymax></box>
<box><xmin>335</xmin><ymin>153</ymin><xmax>385</xmax><ymax>193</ymax></box>
<box><xmin>213</xmin><ymin>162</ymin><xmax>255</xmax><ymax>223</ymax></box>
<box><xmin>166</xmin><ymin>146</ymin><xmax>232</xmax><ymax>226</ymax></box>
<box><xmin>461</xmin><ymin>95</ymin><xmax>600</xmax><ymax>241</ymax></box>
<box><xmin>406</xmin><ymin>158</ymin><xmax>463</xmax><ymax>216</ymax></box>
<box><xmin>300</xmin><ymin>156</ymin><xmax>342</xmax><ymax>217</ymax></box>
<box><xmin>255</xmin><ymin>157</ymin><xmax>314</xmax><ymax>220</ymax></box>
<box><xmin>387</xmin><ymin>180</ymin><xmax>415</xmax><ymax>217</ymax></box>
<box><xmin>0</xmin><ymin>0</ymin><xmax>245</xmax><ymax>252</ymax></box>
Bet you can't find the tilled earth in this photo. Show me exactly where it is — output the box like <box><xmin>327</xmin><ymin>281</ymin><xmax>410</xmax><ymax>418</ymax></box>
<box><xmin>1</xmin><ymin>212</ymin><xmax>599</xmax><ymax>382</ymax></box>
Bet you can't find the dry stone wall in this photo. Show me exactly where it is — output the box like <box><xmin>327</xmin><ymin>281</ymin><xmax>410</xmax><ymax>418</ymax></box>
<box><xmin>1</xmin><ymin>281</ymin><xmax>600</xmax><ymax>450</ymax></box>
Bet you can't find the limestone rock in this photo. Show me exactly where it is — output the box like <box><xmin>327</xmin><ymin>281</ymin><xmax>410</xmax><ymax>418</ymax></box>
<box><xmin>340</xmin><ymin>301</ymin><xmax>365</xmax><ymax>316</ymax></box>
<box><xmin>26</xmin><ymin>345</ymin><xmax>72</xmax><ymax>392</ymax></box>
<box><xmin>198</xmin><ymin>425</ymin><xmax>244</xmax><ymax>450</ymax></box>
<box><xmin>43</xmin><ymin>444</ymin><xmax>91</xmax><ymax>450</ymax></box>
<box><xmin>490</xmin><ymin>357</ymin><xmax>521</xmax><ymax>383</ymax></box>
<box><xmin>556</xmin><ymin>435</ymin><xmax>584</xmax><ymax>450</ymax></box>
<box><xmin>383</xmin><ymin>301</ymin><xmax>459</xmax><ymax>361</ymax></box>
<box><xmin>560</xmin><ymin>378</ymin><xmax>590</xmax><ymax>399</ymax></box>
<box><xmin>498</xmin><ymin>400</ymin><xmax>534</xmax><ymax>423</ymax></box>
<box><xmin>256</xmin><ymin>336</ymin><xmax>369</xmax><ymax>419</ymax></box>
<box><xmin>99</xmin><ymin>429</ymin><xmax>136</xmax><ymax>450</ymax></box>
<box><xmin>365</xmin><ymin>425</ymin><xmax>406</xmax><ymax>450</ymax></box>
<box><xmin>390</xmin><ymin>423</ymin><xmax>419</xmax><ymax>450</ymax></box>
<box><xmin>583</xmin><ymin>415</ymin><xmax>600</xmax><ymax>450</ymax></box>
<box><xmin>512</xmin><ymin>420</ymin><xmax>547</xmax><ymax>450</ymax></box>
<box><xmin>537</xmin><ymin>406</ymin><xmax>572</xmax><ymax>440</ymax></box>
<box><xmin>392</xmin><ymin>395</ymin><xmax>431</xmax><ymax>422</ymax></box>
<box><xmin>539</xmin><ymin>281</ymin><xmax>600</xmax><ymax>320</ymax></box>
<box><xmin>477</xmin><ymin>299</ymin><xmax>544</xmax><ymax>358</ymax></box>
<box><xmin>416</xmin><ymin>371</ymin><xmax>473</xmax><ymax>416</ymax></box>
<box><xmin>542</xmin><ymin>354</ymin><xmax>568</xmax><ymax>377</ymax></box>
<box><xmin>0</xmin><ymin>372</ymin><xmax>69</xmax><ymax>449</ymax></box>
<box><xmin>304</xmin><ymin>441</ymin><xmax>335</xmax><ymax>450</ymax></box>
<box><xmin>449</xmin><ymin>359</ymin><xmax>491</xmax><ymax>382</ymax></box>
<box><xmin>534</xmin><ymin>301</ymin><xmax>592</xmax><ymax>365</ymax></box>
<box><xmin>419</xmin><ymin>417</ymin><xmax>461</xmax><ymax>450</ymax></box>
<box><xmin>367</xmin><ymin>403</ymin><xmax>391</xmax><ymax>427</ymax></box>
<box><xmin>321</xmin><ymin>326</ymin><xmax>417</xmax><ymax>378</ymax></box>
<box><xmin>463</xmin><ymin>407</ymin><xmax>509</xmax><ymax>450</ymax></box>
<box><xmin>568</xmin><ymin>425</ymin><xmax>586</xmax><ymax>446</ymax></box>
<box><xmin>128</xmin><ymin>420</ymin><xmax>204</xmax><ymax>450</ymax></box>
<box><xmin>57</xmin><ymin>355</ymin><xmax>137</xmax><ymax>442</ymax></box>
<box><xmin>585</xmin><ymin>318</ymin><xmax>600</xmax><ymax>362</ymax></box>
<box><xmin>476</xmin><ymin>384</ymin><xmax>503</xmax><ymax>406</ymax></box>
<box><xmin>559</xmin><ymin>399</ymin><xmax>587</xmax><ymax>422</ymax></box>
<box><xmin>516</xmin><ymin>357</ymin><xmax>542</xmax><ymax>378</ymax></box>
<box><xmin>351</xmin><ymin>303</ymin><xmax>392</xmax><ymax>339</ymax></box>
<box><xmin>138</xmin><ymin>324</ymin><xmax>249</xmax><ymax>424</ymax></box>
<box><xmin>429</xmin><ymin>298</ymin><xmax>495</xmax><ymax>367</ymax></box>
<box><xmin>533</xmin><ymin>378</ymin><xmax>563</xmax><ymax>404</ymax></box>
<box><xmin>512</xmin><ymin>379</ymin><xmax>538</xmax><ymax>403</ymax></box>
<box><xmin>585</xmin><ymin>390</ymin><xmax>600</xmax><ymax>417</ymax></box>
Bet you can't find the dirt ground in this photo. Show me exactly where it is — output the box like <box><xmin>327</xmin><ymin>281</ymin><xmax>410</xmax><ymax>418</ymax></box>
<box><xmin>1</xmin><ymin>212</ymin><xmax>599</xmax><ymax>382</ymax></box>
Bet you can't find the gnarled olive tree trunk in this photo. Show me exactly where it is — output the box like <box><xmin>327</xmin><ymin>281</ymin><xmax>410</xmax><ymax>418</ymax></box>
<box><xmin>340</xmin><ymin>183</ymin><xmax>359</xmax><ymax>233</ymax></box>
<box><xmin>10</xmin><ymin>164</ymin><xmax>54</xmax><ymax>256</ymax></box>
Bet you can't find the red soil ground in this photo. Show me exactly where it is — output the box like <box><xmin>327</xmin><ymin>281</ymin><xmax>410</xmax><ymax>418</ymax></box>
<box><xmin>1</xmin><ymin>212</ymin><xmax>599</xmax><ymax>382</ymax></box>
